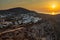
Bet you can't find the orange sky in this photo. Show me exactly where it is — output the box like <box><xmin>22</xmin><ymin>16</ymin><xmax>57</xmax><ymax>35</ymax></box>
<box><xmin>0</xmin><ymin>0</ymin><xmax>60</xmax><ymax>13</ymax></box>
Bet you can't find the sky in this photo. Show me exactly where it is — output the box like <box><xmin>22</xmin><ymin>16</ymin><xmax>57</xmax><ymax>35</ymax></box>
<box><xmin>0</xmin><ymin>0</ymin><xmax>60</xmax><ymax>12</ymax></box>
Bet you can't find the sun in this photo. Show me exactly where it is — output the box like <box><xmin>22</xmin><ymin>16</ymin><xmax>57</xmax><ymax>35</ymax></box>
<box><xmin>47</xmin><ymin>2</ymin><xmax>59</xmax><ymax>15</ymax></box>
<box><xmin>49</xmin><ymin>3</ymin><xmax>58</xmax><ymax>15</ymax></box>
<box><xmin>51</xmin><ymin>4</ymin><xmax>56</xmax><ymax>15</ymax></box>
<box><xmin>49</xmin><ymin>3</ymin><xmax>58</xmax><ymax>10</ymax></box>
<box><xmin>50</xmin><ymin>3</ymin><xmax>57</xmax><ymax>10</ymax></box>
<box><xmin>51</xmin><ymin>4</ymin><xmax>56</xmax><ymax>9</ymax></box>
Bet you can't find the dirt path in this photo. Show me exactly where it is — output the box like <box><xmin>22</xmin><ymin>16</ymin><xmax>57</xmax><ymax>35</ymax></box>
<box><xmin>0</xmin><ymin>27</ymin><xmax>24</xmax><ymax>35</ymax></box>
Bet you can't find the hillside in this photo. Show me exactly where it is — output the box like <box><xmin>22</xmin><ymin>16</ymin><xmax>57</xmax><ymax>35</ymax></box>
<box><xmin>0</xmin><ymin>7</ymin><xmax>59</xmax><ymax>40</ymax></box>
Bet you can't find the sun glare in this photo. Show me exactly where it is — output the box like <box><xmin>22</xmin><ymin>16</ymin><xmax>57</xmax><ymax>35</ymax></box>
<box><xmin>49</xmin><ymin>2</ymin><xmax>58</xmax><ymax>10</ymax></box>
<box><xmin>51</xmin><ymin>4</ymin><xmax>56</xmax><ymax>9</ymax></box>
<box><xmin>49</xmin><ymin>3</ymin><xmax>58</xmax><ymax>15</ymax></box>
<box><xmin>48</xmin><ymin>12</ymin><xmax>57</xmax><ymax>15</ymax></box>
<box><xmin>50</xmin><ymin>3</ymin><xmax>57</xmax><ymax>10</ymax></box>
<box><xmin>51</xmin><ymin>12</ymin><xmax>55</xmax><ymax>15</ymax></box>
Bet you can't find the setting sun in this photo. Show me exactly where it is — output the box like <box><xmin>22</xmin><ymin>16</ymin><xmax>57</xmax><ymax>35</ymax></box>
<box><xmin>50</xmin><ymin>3</ymin><xmax>57</xmax><ymax>10</ymax></box>
<box><xmin>51</xmin><ymin>4</ymin><xmax>56</xmax><ymax>9</ymax></box>
<box><xmin>49</xmin><ymin>3</ymin><xmax>58</xmax><ymax>15</ymax></box>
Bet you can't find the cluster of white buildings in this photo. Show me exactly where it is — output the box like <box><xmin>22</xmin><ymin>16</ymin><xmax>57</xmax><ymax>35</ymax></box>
<box><xmin>0</xmin><ymin>13</ymin><xmax>42</xmax><ymax>28</ymax></box>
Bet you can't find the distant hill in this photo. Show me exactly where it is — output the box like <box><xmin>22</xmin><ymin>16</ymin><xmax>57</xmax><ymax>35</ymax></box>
<box><xmin>0</xmin><ymin>7</ymin><xmax>38</xmax><ymax>16</ymax></box>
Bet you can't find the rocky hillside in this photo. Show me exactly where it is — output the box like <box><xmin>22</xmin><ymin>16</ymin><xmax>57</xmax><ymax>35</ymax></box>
<box><xmin>0</xmin><ymin>7</ymin><xmax>59</xmax><ymax>40</ymax></box>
